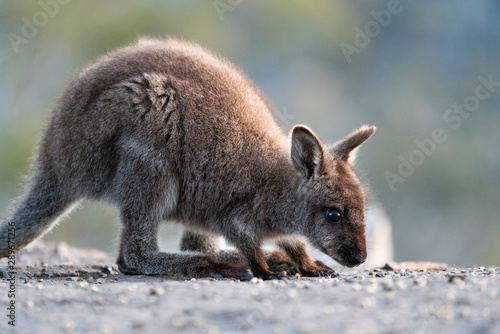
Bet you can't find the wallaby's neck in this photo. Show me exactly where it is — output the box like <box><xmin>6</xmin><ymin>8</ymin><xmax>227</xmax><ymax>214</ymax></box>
<box><xmin>256</xmin><ymin>148</ymin><xmax>306</xmax><ymax>236</ymax></box>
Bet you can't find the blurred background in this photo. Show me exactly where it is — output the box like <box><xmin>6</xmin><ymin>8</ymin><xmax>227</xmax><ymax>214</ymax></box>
<box><xmin>0</xmin><ymin>1</ymin><xmax>498</xmax><ymax>266</ymax></box>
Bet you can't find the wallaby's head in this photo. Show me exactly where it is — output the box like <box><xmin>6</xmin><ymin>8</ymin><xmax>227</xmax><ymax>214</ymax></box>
<box><xmin>290</xmin><ymin>125</ymin><xmax>376</xmax><ymax>267</ymax></box>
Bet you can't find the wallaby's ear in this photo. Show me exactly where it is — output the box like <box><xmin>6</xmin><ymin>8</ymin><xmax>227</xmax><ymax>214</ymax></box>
<box><xmin>331</xmin><ymin>125</ymin><xmax>376</xmax><ymax>164</ymax></box>
<box><xmin>291</xmin><ymin>125</ymin><xmax>324</xmax><ymax>180</ymax></box>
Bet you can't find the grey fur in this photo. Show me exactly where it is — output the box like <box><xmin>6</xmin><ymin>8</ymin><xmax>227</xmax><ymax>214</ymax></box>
<box><xmin>0</xmin><ymin>38</ymin><xmax>375</xmax><ymax>279</ymax></box>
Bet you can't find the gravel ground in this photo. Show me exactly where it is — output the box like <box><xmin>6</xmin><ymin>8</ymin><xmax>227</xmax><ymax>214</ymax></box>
<box><xmin>1</xmin><ymin>241</ymin><xmax>499</xmax><ymax>334</ymax></box>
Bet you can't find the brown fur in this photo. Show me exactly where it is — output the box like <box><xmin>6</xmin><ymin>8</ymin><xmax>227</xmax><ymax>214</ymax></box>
<box><xmin>0</xmin><ymin>38</ymin><xmax>375</xmax><ymax>279</ymax></box>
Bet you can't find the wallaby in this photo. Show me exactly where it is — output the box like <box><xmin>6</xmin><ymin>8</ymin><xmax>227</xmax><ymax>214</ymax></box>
<box><xmin>0</xmin><ymin>38</ymin><xmax>375</xmax><ymax>280</ymax></box>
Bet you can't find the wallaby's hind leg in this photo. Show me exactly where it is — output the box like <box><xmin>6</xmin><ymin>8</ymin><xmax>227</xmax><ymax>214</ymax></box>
<box><xmin>276</xmin><ymin>236</ymin><xmax>336</xmax><ymax>277</ymax></box>
<box><xmin>116</xmin><ymin>210</ymin><xmax>251</xmax><ymax>279</ymax></box>
<box><xmin>0</xmin><ymin>171</ymin><xmax>74</xmax><ymax>257</ymax></box>
<box><xmin>179</xmin><ymin>229</ymin><xmax>220</xmax><ymax>253</ymax></box>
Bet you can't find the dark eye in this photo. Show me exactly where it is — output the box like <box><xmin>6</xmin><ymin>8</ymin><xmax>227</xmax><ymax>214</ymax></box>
<box><xmin>326</xmin><ymin>208</ymin><xmax>342</xmax><ymax>223</ymax></box>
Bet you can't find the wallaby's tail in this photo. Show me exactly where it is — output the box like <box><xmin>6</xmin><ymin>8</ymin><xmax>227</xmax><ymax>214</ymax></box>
<box><xmin>0</xmin><ymin>169</ymin><xmax>74</xmax><ymax>258</ymax></box>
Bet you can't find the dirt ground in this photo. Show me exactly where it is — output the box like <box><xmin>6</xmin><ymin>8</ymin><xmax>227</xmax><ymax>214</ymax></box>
<box><xmin>1</xmin><ymin>241</ymin><xmax>499</xmax><ymax>334</ymax></box>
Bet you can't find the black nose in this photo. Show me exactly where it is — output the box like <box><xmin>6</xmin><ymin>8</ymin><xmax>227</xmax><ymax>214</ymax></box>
<box><xmin>354</xmin><ymin>252</ymin><xmax>363</xmax><ymax>265</ymax></box>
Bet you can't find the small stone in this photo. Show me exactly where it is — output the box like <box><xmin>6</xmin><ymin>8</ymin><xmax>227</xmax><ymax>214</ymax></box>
<box><xmin>119</xmin><ymin>297</ymin><xmax>128</xmax><ymax>305</ymax></box>
<box><xmin>436</xmin><ymin>305</ymin><xmax>453</xmax><ymax>320</ymax></box>
<box><xmin>446</xmin><ymin>291</ymin><xmax>456</xmax><ymax>301</ymax></box>
<box><xmin>295</xmin><ymin>282</ymin><xmax>306</xmax><ymax>290</ymax></box>
<box><xmin>487</xmin><ymin>267</ymin><xmax>495</xmax><ymax>274</ymax></box>
<box><xmin>295</xmin><ymin>273</ymin><xmax>301</xmax><ymax>279</ymax></box>
<box><xmin>78</xmin><ymin>281</ymin><xmax>89</xmax><ymax>289</ymax></box>
<box><xmin>271</xmin><ymin>279</ymin><xmax>279</xmax><ymax>285</ymax></box>
<box><xmin>408</xmin><ymin>273</ymin><xmax>417</xmax><ymax>278</ymax></box>
<box><xmin>34</xmin><ymin>272</ymin><xmax>42</xmax><ymax>277</ymax></box>
<box><xmin>90</xmin><ymin>285</ymin><xmax>99</xmax><ymax>292</ymax></box>
<box><xmin>287</xmin><ymin>289</ymin><xmax>298</xmax><ymax>298</ymax></box>
<box><xmin>414</xmin><ymin>277</ymin><xmax>427</xmax><ymax>287</ymax></box>
<box><xmin>357</xmin><ymin>275</ymin><xmax>365</xmax><ymax>280</ymax></box>
<box><xmin>99</xmin><ymin>324</ymin><xmax>113</xmax><ymax>334</ymax></box>
<box><xmin>26</xmin><ymin>300</ymin><xmax>35</xmax><ymax>309</ymax></box>
<box><xmin>250</xmin><ymin>277</ymin><xmax>262</xmax><ymax>284</ymax></box>
<box><xmin>460</xmin><ymin>307</ymin><xmax>471</xmax><ymax>318</ymax></box>
<box><xmin>365</xmin><ymin>284</ymin><xmax>377</xmax><ymax>294</ymax></box>
<box><xmin>331</xmin><ymin>277</ymin><xmax>340</xmax><ymax>285</ymax></box>
<box><xmin>65</xmin><ymin>320</ymin><xmax>76</xmax><ymax>332</ymax></box>
<box><xmin>150</xmin><ymin>287</ymin><xmax>165</xmax><ymax>296</ymax></box>
<box><xmin>282</xmin><ymin>271</ymin><xmax>287</xmax><ymax>276</ymax></box>
<box><xmin>393</xmin><ymin>273</ymin><xmax>400</xmax><ymax>279</ymax></box>
<box><xmin>358</xmin><ymin>297</ymin><xmax>375</xmax><ymax>308</ymax></box>
<box><xmin>190</xmin><ymin>278</ymin><xmax>196</xmax><ymax>281</ymax></box>
<box><xmin>395</xmin><ymin>281</ymin><xmax>406</xmax><ymax>290</ymax></box>
<box><xmin>171</xmin><ymin>316</ymin><xmax>186</xmax><ymax>328</ymax></box>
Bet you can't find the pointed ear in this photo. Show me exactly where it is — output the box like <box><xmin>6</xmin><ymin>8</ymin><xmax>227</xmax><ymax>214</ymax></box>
<box><xmin>291</xmin><ymin>125</ymin><xmax>324</xmax><ymax>180</ymax></box>
<box><xmin>331</xmin><ymin>125</ymin><xmax>376</xmax><ymax>163</ymax></box>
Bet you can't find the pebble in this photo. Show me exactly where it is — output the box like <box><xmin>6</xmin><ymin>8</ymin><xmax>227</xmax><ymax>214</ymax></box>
<box><xmin>358</xmin><ymin>297</ymin><xmax>376</xmax><ymax>308</ymax></box>
<box><xmin>150</xmin><ymin>287</ymin><xmax>165</xmax><ymax>296</ymax></box>
<box><xmin>26</xmin><ymin>300</ymin><xmax>35</xmax><ymax>309</ymax></box>
<box><xmin>436</xmin><ymin>305</ymin><xmax>453</xmax><ymax>320</ymax></box>
<box><xmin>171</xmin><ymin>316</ymin><xmax>186</xmax><ymax>328</ymax></box>
<box><xmin>460</xmin><ymin>306</ymin><xmax>471</xmax><ymax>318</ymax></box>
<box><xmin>365</xmin><ymin>283</ymin><xmax>378</xmax><ymax>294</ymax></box>
<box><xmin>295</xmin><ymin>273</ymin><xmax>301</xmax><ymax>279</ymax></box>
<box><xmin>287</xmin><ymin>289</ymin><xmax>298</xmax><ymax>298</ymax></box>
<box><xmin>90</xmin><ymin>285</ymin><xmax>99</xmax><ymax>292</ymax></box>
<box><xmin>99</xmin><ymin>324</ymin><xmax>113</xmax><ymax>334</ymax></box>
<box><xmin>65</xmin><ymin>320</ymin><xmax>76</xmax><ymax>332</ymax></box>
<box><xmin>295</xmin><ymin>282</ymin><xmax>306</xmax><ymax>290</ymax></box>
<box><xmin>250</xmin><ymin>277</ymin><xmax>263</xmax><ymax>284</ymax></box>
<box><xmin>395</xmin><ymin>281</ymin><xmax>406</xmax><ymax>290</ymax></box>
<box><xmin>119</xmin><ymin>297</ymin><xmax>128</xmax><ymax>305</ymax></box>
<box><xmin>78</xmin><ymin>281</ymin><xmax>89</xmax><ymax>289</ymax></box>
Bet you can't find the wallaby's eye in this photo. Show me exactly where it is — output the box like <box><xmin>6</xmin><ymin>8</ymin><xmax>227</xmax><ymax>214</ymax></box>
<box><xmin>325</xmin><ymin>208</ymin><xmax>342</xmax><ymax>223</ymax></box>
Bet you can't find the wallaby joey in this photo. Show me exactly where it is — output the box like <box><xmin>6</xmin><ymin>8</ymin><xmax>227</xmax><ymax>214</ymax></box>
<box><xmin>0</xmin><ymin>38</ymin><xmax>375</xmax><ymax>280</ymax></box>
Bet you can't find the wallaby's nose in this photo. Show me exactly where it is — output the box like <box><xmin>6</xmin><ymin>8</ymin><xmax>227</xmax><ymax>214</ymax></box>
<box><xmin>354</xmin><ymin>252</ymin><xmax>362</xmax><ymax>264</ymax></box>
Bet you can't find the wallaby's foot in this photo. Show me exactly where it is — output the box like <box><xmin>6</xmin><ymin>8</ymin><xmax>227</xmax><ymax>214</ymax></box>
<box><xmin>299</xmin><ymin>260</ymin><xmax>338</xmax><ymax>277</ymax></box>
<box><xmin>117</xmin><ymin>253</ymin><xmax>252</xmax><ymax>280</ymax></box>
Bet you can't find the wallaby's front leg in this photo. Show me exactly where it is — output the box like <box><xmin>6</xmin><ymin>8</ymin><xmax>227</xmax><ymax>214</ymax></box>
<box><xmin>180</xmin><ymin>229</ymin><xmax>301</xmax><ymax>274</ymax></box>
<box><xmin>277</xmin><ymin>237</ymin><xmax>336</xmax><ymax>277</ymax></box>
<box><xmin>117</xmin><ymin>209</ymin><xmax>251</xmax><ymax>280</ymax></box>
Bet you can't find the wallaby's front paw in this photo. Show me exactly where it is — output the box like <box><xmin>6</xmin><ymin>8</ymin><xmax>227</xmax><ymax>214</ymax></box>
<box><xmin>299</xmin><ymin>260</ymin><xmax>338</xmax><ymax>278</ymax></box>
